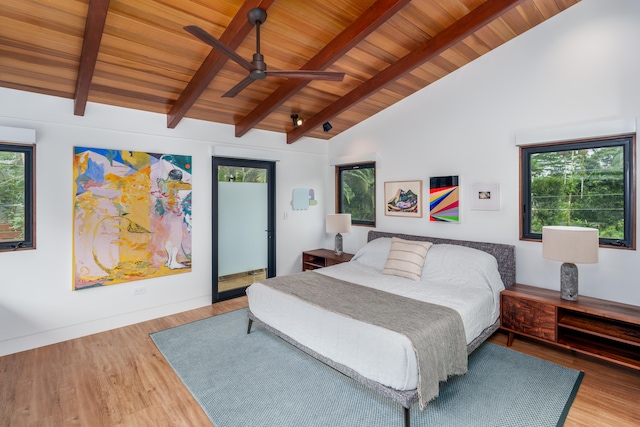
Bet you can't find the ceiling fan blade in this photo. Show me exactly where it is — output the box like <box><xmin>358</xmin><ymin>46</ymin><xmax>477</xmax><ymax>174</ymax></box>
<box><xmin>222</xmin><ymin>75</ymin><xmax>256</xmax><ymax>98</ymax></box>
<box><xmin>184</xmin><ymin>25</ymin><xmax>254</xmax><ymax>72</ymax></box>
<box><xmin>265</xmin><ymin>70</ymin><xmax>345</xmax><ymax>81</ymax></box>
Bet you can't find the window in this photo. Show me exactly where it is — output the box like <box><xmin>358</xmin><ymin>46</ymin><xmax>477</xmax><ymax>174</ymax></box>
<box><xmin>0</xmin><ymin>143</ymin><xmax>35</xmax><ymax>251</ymax></box>
<box><xmin>521</xmin><ymin>135</ymin><xmax>635</xmax><ymax>248</ymax></box>
<box><xmin>336</xmin><ymin>162</ymin><xmax>375</xmax><ymax>226</ymax></box>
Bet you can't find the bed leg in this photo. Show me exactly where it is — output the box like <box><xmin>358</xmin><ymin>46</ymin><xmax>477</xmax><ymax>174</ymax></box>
<box><xmin>247</xmin><ymin>319</ymin><xmax>253</xmax><ymax>334</ymax></box>
<box><xmin>403</xmin><ymin>406</ymin><xmax>410</xmax><ymax>427</ymax></box>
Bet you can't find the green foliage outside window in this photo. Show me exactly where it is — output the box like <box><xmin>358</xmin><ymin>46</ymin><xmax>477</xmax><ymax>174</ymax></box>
<box><xmin>522</xmin><ymin>136</ymin><xmax>634</xmax><ymax>247</ymax></box>
<box><xmin>0</xmin><ymin>143</ymin><xmax>34</xmax><ymax>250</ymax></box>
<box><xmin>338</xmin><ymin>163</ymin><xmax>375</xmax><ymax>225</ymax></box>
<box><xmin>0</xmin><ymin>151</ymin><xmax>26</xmax><ymax>239</ymax></box>
<box><xmin>217</xmin><ymin>166</ymin><xmax>266</xmax><ymax>183</ymax></box>
<box><xmin>530</xmin><ymin>147</ymin><xmax>624</xmax><ymax>237</ymax></box>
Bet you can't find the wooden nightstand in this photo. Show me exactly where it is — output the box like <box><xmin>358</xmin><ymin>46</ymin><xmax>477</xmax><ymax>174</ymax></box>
<box><xmin>501</xmin><ymin>283</ymin><xmax>640</xmax><ymax>370</ymax></box>
<box><xmin>302</xmin><ymin>249</ymin><xmax>354</xmax><ymax>271</ymax></box>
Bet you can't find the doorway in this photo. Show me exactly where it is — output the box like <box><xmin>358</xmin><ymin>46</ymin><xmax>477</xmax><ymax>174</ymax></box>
<box><xmin>212</xmin><ymin>157</ymin><xmax>276</xmax><ymax>302</ymax></box>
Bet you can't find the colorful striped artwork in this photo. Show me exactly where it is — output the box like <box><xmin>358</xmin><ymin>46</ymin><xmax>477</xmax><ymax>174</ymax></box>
<box><xmin>429</xmin><ymin>175</ymin><xmax>459</xmax><ymax>222</ymax></box>
<box><xmin>73</xmin><ymin>147</ymin><xmax>192</xmax><ymax>290</ymax></box>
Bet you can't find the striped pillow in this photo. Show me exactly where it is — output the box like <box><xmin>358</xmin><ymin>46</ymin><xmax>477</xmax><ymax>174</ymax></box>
<box><xmin>382</xmin><ymin>238</ymin><xmax>433</xmax><ymax>281</ymax></box>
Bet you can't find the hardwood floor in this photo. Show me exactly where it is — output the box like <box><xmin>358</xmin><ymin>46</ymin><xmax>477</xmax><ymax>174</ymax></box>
<box><xmin>1</xmin><ymin>298</ymin><xmax>638</xmax><ymax>426</ymax></box>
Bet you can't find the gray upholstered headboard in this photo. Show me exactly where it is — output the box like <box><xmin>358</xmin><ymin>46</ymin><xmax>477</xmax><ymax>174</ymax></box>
<box><xmin>367</xmin><ymin>230</ymin><xmax>516</xmax><ymax>287</ymax></box>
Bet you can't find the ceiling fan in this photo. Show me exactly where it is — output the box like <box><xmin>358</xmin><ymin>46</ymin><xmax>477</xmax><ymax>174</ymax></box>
<box><xmin>185</xmin><ymin>8</ymin><xmax>345</xmax><ymax>98</ymax></box>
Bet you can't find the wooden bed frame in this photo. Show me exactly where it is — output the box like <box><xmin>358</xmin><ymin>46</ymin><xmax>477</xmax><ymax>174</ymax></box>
<box><xmin>247</xmin><ymin>230</ymin><xmax>516</xmax><ymax>427</ymax></box>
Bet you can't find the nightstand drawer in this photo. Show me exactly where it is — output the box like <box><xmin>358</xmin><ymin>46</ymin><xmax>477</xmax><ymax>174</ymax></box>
<box><xmin>501</xmin><ymin>294</ymin><xmax>557</xmax><ymax>341</ymax></box>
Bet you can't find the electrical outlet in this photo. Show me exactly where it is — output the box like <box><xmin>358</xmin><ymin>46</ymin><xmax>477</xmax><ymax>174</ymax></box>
<box><xmin>133</xmin><ymin>286</ymin><xmax>146</xmax><ymax>295</ymax></box>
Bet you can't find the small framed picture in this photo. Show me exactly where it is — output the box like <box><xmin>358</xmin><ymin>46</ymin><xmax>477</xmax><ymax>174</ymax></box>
<box><xmin>384</xmin><ymin>180</ymin><xmax>422</xmax><ymax>217</ymax></box>
<box><xmin>470</xmin><ymin>183</ymin><xmax>500</xmax><ymax>210</ymax></box>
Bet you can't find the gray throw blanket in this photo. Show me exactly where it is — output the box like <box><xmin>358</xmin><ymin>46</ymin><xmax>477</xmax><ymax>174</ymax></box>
<box><xmin>259</xmin><ymin>271</ymin><xmax>467</xmax><ymax>409</ymax></box>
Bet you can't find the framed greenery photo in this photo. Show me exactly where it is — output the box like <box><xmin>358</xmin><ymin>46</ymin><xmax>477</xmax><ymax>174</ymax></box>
<box><xmin>384</xmin><ymin>180</ymin><xmax>422</xmax><ymax>217</ymax></box>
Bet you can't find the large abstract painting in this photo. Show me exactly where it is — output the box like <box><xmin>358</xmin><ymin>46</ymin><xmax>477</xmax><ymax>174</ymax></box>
<box><xmin>429</xmin><ymin>175</ymin><xmax>459</xmax><ymax>223</ymax></box>
<box><xmin>73</xmin><ymin>147</ymin><xmax>192</xmax><ymax>290</ymax></box>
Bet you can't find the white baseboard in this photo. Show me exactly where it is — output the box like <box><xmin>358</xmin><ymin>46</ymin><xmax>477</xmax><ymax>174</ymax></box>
<box><xmin>0</xmin><ymin>295</ymin><xmax>212</xmax><ymax>357</ymax></box>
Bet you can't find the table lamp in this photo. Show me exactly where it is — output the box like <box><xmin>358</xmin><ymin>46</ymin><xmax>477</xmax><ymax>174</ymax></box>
<box><xmin>326</xmin><ymin>214</ymin><xmax>351</xmax><ymax>256</ymax></box>
<box><xmin>542</xmin><ymin>226</ymin><xmax>599</xmax><ymax>301</ymax></box>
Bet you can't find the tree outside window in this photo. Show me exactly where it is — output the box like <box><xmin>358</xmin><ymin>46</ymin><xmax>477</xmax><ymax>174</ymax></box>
<box><xmin>217</xmin><ymin>166</ymin><xmax>266</xmax><ymax>183</ymax></box>
<box><xmin>336</xmin><ymin>162</ymin><xmax>375</xmax><ymax>226</ymax></box>
<box><xmin>521</xmin><ymin>136</ymin><xmax>634</xmax><ymax>248</ymax></box>
<box><xmin>0</xmin><ymin>143</ymin><xmax>34</xmax><ymax>251</ymax></box>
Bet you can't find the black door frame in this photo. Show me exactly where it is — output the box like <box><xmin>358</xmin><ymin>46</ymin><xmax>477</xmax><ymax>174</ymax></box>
<box><xmin>212</xmin><ymin>157</ymin><xmax>276</xmax><ymax>302</ymax></box>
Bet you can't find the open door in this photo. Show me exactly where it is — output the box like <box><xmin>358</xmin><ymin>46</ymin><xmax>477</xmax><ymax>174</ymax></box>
<box><xmin>212</xmin><ymin>157</ymin><xmax>275</xmax><ymax>302</ymax></box>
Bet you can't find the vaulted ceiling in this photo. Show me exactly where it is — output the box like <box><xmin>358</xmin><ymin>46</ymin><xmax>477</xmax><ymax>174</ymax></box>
<box><xmin>0</xmin><ymin>0</ymin><xmax>579</xmax><ymax>143</ymax></box>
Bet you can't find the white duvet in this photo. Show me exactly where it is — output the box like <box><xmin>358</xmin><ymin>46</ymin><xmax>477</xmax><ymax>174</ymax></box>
<box><xmin>246</xmin><ymin>238</ymin><xmax>505</xmax><ymax>392</ymax></box>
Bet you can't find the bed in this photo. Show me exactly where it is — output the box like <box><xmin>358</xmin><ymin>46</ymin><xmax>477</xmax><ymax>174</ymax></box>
<box><xmin>246</xmin><ymin>230</ymin><xmax>515</xmax><ymax>427</ymax></box>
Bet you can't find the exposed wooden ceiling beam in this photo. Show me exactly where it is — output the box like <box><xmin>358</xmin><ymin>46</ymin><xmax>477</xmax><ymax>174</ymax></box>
<box><xmin>286</xmin><ymin>0</ymin><xmax>525</xmax><ymax>144</ymax></box>
<box><xmin>74</xmin><ymin>0</ymin><xmax>110</xmax><ymax>116</ymax></box>
<box><xmin>234</xmin><ymin>0</ymin><xmax>412</xmax><ymax>138</ymax></box>
<box><xmin>167</xmin><ymin>0</ymin><xmax>276</xmax><ymax>129</ymax></box>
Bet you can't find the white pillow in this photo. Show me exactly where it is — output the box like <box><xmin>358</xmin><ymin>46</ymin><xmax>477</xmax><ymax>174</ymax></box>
<box><xmin>351</xmin><ymin>237</ymin><xmax>393</xmax><ymax>270</ymax></box>
<box><xmin>422</xmin><ymin>244</ymin><xmax>504</xmax><ymax>293</ymax></box>
<box><xmin>382</xmin><ymin>238</ymin><xmax>433</xmax><ymax>281</ymax></box>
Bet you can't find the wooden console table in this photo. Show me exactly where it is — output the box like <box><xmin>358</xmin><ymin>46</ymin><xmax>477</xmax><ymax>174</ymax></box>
<box><xmin>501</xmin><ymin>283</ymin><xmax>640</xmax><ymax>370</ymax></box>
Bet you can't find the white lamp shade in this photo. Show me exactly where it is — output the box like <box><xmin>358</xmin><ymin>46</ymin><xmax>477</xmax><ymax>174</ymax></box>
<box><xmin>326</xmin><ymin>214</ymin><xmax>351</xmax><ymax>234</ymax></box>
<box><xmin>542</xmin><ymin>226</ymin><xmax>599</xmax><ymax>264</ymax></box>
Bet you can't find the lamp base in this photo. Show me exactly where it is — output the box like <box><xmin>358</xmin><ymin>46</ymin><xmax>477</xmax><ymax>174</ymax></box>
<box><xmin>334</xmin><ymin>233</ymin><xmax>343</xmax><ymax>256</ymax></box>
<box><xmin>560</xmin><ymin>262</ymin><xmax>578</xmax><ymax>301</ymax></box>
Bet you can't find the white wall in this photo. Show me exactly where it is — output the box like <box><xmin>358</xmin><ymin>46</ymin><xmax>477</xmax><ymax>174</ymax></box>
<box><xmin>0</xmin><ymin>88</ymin><xmax>328</xmax><ymax>356</ymax></box>
<box><xmin>328</xmin><ymin>0</ymin><xmax>640</xmax><ymax>306</ymax></box>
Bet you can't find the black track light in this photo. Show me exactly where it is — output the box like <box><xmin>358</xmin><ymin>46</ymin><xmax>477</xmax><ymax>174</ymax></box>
<box><xmin>291</xmin><ymin>114</ymin><xmax>303</xmax><ymax>127</ymax></box>
<box><xmin>322</xmin><ymin>121</ymin><xmax>332</xmax><ymax>132</ymax></box>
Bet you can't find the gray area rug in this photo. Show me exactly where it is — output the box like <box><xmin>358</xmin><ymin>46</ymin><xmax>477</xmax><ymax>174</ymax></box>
<box><xmin>151</xmin><ymin>308</ymin><xmax>583</xmax><ymax>427</ymax></box>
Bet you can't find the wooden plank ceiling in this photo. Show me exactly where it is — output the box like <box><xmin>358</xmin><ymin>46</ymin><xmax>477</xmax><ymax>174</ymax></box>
<box><xmin>0</xmin><ymin>0</ymin><xmax>580</xmax><ymax>143</ymax></box>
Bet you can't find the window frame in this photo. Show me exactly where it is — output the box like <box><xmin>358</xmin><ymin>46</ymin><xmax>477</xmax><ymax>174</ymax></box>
<box><xmin>0</xmin><ymin>142</ymin><xmax>35</xmax><ymax>252</ymax></box>
<box><xmin>335</xmin><ymin>162</ymin><xmax>376</xmax><ymax>227</ymax></box>
<box><xmin>520</xmin><ymin>135</ymin><xmax>635</xmax><ymax>249</ymax></box>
